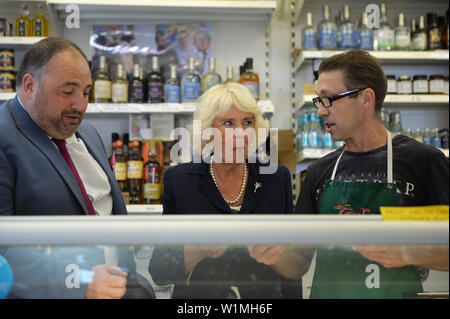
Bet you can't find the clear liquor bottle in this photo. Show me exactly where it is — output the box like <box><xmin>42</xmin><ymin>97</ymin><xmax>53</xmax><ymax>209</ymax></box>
<box><xmin>223</xmin><ymin>66</ymin><xmax>235</xmax><ymax>84</ymax></box>
<box><xmin>359</xmin><ymin>12</ymin><xmax>374</xmax><ymax>50</ymax></box>
<box><xmin>16</xmin><ymin>4</ymin><xmax>31</xmax><ymax>37</ymax></box>
<box><xmin>202</xmin><ymin>57</ymin><xmax>222</xmax><ymax>93</ymax></box>
<box><xmin>112</xmin><ymin>64</ymin><xmax>128</xmax><ymax>103</ymax></box>
<box><xmin>318</xmin><ymin>5</ymin><xmax>337</xmax><ymax>50</ymax></box>
<box><xmin>93</xmin><ymin>56</ymin><xmax>112</xmax><ymax>103</ymax></box>
<box><xmin>182</xmin><ymin>57</ymin><xmax>202</xmax><ymax>102</ymax></box>
<box><xmin>147</xmin><ymin>56</ymin><xmax>164</xmax><ymax>103</ymax></box>
<box><xmin>395</xmin><ymin>13</ymin><xmax>411</xmax><ymax>50</ymax></box>
<box><xmin>432</xmin><ymin>128</ymin><xmax>442</xmax><ymax>148</ymax></box>
<box><xmin>239</xmin><ymin>58</ymin><xmax>260</xmax><ymax>100</ymax></box>
<box><xmin>32</xmin><ymin>4</ymin><xmax>48</xmax><ymax>36</ymax></box>
<box><xmin>414</xmin><ymin>128</ymin><xmax>424</xmax><ymax>143</ymax></box>
<box><xmin>129</xmin><ymin>64</ymin><xmax>144</xmax><ymax>103</ymax></box>
<box><xmin>376</xmin><ymin>3</ymin><xmax>395</xmax><ymax>50</ymax></box>
<box><xmin>302</xmin><ymin>12</ymin><xmax>318</xmax><ymax>50</ymax></box>
<box><xmin>165</xmin><ymin>64</ymin><xmax>181</xmax><ymax>103</ymax></box>
<box><xmin>412</xmin><ymin>16</ymin><xmax>427</xmax><ymax>51</ymax></box>
<box><xmin>339</xmin><ymin>5</ymin><xmax>357</xmax><ymax>49</ymax></box>
<box><xmin>390</xmin><ymin>111</ymin><xmax>403</xmax><ymax>135</ymax></box>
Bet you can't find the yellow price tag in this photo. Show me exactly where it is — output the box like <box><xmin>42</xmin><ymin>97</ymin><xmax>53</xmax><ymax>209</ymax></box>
<box><xmin>380</xmin><ymin>205</ymin><xmax>449</xmax><ymax>221</ymax></box>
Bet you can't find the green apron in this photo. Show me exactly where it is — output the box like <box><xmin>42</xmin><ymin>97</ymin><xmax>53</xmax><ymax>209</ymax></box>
<box><xmin>310</xmin><ymin>131</ymin><xmax>423</xmax><ymax>299</ymax></box>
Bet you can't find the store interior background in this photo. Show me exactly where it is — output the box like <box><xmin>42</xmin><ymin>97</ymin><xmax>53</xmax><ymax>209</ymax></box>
<box><xmin>0</xmin><ymin>0</ymin><xmax>448</xmax><ymax>298</ymax></box>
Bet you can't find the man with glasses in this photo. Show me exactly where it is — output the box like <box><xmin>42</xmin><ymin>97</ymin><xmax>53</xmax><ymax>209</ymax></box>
<box><xmin>295</xmin><ymin>50</ymin><xmax>449</xmax><ymax>298</ymax></box>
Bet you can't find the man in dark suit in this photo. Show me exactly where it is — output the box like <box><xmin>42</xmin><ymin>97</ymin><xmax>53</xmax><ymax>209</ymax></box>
<box><xmin>0</xmin><ymin>37</ymin><xmax>152</xmax><ymax>299</ymax></box>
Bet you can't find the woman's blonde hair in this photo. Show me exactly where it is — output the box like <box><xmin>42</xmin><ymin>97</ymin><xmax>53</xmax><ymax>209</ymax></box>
<box><xmin>191</xmin><ymin>82</ymin><xmax>269</xmax><ymax>157</ymax></box>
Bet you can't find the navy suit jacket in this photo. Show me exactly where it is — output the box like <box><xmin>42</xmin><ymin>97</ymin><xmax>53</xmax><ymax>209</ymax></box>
<box><xmin>149</xmin><ymin>161</ymin><xmax>301</xmax><ymax>299</ymax></box>
<box><xmin>0</xmin><ymin>97</ymin><xmax>148</xmax><ymax>298</ymax></box>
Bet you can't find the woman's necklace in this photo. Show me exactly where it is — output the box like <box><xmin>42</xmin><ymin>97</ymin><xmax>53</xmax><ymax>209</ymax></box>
<box><xmin>209</xmin><ymin>155</ymin><xmax>247</xmax><ymax>204</ymax></box>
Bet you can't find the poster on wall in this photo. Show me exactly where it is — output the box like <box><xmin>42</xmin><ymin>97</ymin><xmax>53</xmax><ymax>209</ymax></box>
<box><xmin>90</xmin><ymin>22</ymin><xmax>214</xmax><ymax>82</ymax></box>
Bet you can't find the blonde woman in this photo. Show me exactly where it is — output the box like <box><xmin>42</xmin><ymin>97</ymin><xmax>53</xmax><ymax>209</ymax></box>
<box><xmin>149</xmin><ymin>83</ymin><xmax>310</xmax><ymax>299</ymax></box>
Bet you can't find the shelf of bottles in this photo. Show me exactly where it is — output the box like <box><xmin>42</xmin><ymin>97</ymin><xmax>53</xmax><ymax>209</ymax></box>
<box><xmin>0</xmin><ymin>37</ymin><xmax>47</xmax><ymax>46</ymax></box>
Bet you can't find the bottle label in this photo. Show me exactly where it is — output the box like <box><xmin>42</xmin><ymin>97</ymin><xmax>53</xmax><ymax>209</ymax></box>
<box><xmin>432</xmin><ymin>137</ymin><xmax>442</xmax><ymax>148</ymax></box>
<box><xmin>34</xmin><ymin>20</ymin><xmax>42</xmax><ymax>36</ymax></box>
<box><xmin>127</xmin><ymin>161</ymin><xmax>143</xmax><ymax>179</ymax></box>
<box><xmin>395</xmin><ymin>34</ymin><xmax>410</xmax><ymax>49</ymax></box>
<box><xmin>303</xmin><ymin>32</ymin><xmax>318</xmax><ymax>49</ymax></box>
<box><xmin>429</xmin><ymin>29</ymin><xmax>441</xmax><ymax>49</ymax></box>
<box><xmin>376</xmin><ymin>29</ymin><xmax>395</xmax><ymax>49</ymax></box>
<box><xmin>241</xmin><ymin>81</ymin><xmax>259</xmax><ymax>99</ymax></box>
<box><xmin>144</xmin><ymin>183</ymin><xmax>161</xmax><ymax>200</ymax></box>
<box><xmin>112</xmin><ymin>83</ymin><xmax>128</xmax><ymax>102</ymax></box>
<box><xmin>319</xmin><ymin>30</ymin><xmax>337</xmax><ymax>48</ymax></box>
<box><xmin>397</xmin><ymin>81</ymin><xmax>412</xmax><ymax>94</ymax></box>
<box><xmin>165</xmin><ymin>84</ymin><xmax>181</xmax><ymax>102</ymax></box>
<box><xmin>430</xmin><ymin>79</ymin><xmax>444</xmax><ymax>93</ymax></box>
<box><xmin>387</xmin><ymin>79</ymin><xmax>397</xmax><ymax>93</ymax></box>
<box><xmin>205</xmin><ymin>80</ymin><xmax>220</xmax><ymax>91</ymax></box>
<box><xmin>114</xmin><ymin>162</ymin><xmax>127</xmax><ymax>181</ymax></box>
<box><xmin>183</xmin><ymin>82</ymin><xmax>201</xmax><ymax>101</ymax></box>
<box><xmin>412</xmin><ymin>33</ymin><xmax>427</xmax><ymax>50</ymax></box>
<box><xmin>424</xmin><ymin>137</ymin><xmax>432</xmax><ymax>145</ymax></box>
<box><xmin>340</xmin><ymin>30</ymin><xmax>357</xmax><ymax>48</ymax></box>
<box><xmin>359</xmin><ymin>31</ymin><xmax>373</xmax><ymax>50</ymax></box>
<box><xmin>413</xmin><ymin>80</ymin><xmax>428</xmax><ymax>94</ymax></box>
<box><xmin>94</xmin><ymin>80</ymin><xmax>112</xmax><ymax>100</ymax></box>
<box><xmin>148</xmin><ymin>82</ymin><xmax>164</xmax><ymax>102</ymax></box>
<box><xmin>130</xmin><ymin>81</ymin><xmax>144</xmax><ymax>102</ymax></box>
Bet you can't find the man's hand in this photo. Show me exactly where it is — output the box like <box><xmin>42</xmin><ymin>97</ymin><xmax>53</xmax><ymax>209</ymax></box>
<box><xmin>247</xmin><ymin>245</ymin><xmax>287</xmax><ymax>265</ymax></box>
<box><xmin>85</xmin><ymin>264</ymin><xmax>128</xmax><ymax>299</ymax></box>
<box><xmin>184</xmin><ymin>245</ymin><xmax>229</xmax><ymax>275</ymax></box>
<box><xmin>352</xmin><ymin>245</ymin><xmax>408</xmax><ymax>268</ymax></box>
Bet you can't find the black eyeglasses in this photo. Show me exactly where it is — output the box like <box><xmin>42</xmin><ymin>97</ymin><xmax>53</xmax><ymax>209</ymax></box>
<box><xmin>312</xmin><ymin>88</ymin><xmax>367</xmax><ymax>108</ymax></box>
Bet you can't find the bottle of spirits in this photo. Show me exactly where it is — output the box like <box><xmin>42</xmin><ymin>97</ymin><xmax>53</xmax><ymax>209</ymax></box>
<box><xmin>115</xmin><ymin>139</ymin><xmax>130</xmax><ymax>205</ymax></box>
<box><xmin>143</xmin><ymin>140</ymin><xmax>162</xmax><ymax>204</ymax></box>
<box><xmin>165</xmin><ymin>64</ymin><xmax>181</xmax><ymax>103</ymax></box>
<box><xmin>182</xmin><ymin>57</ymin><xmax>202</xmax><ymax>102</ymax></box>
<box><xmin>359</xmin><ymin>12</ymin><xmax>374</xmax><ymax>50</ymax></box>
<box><xmin>390</xmin><ymin>111</ymin><xmax>403</xmax><ymax>135</ymax></box>
<box><xmin>335</xmin><ymin>10</ymin><xmax>344</xmax><ymax>49</ymax></box>
<box><xmin>239</xmin><ymin>58</ymin><xmax>260</xmax><ymax>100</ymax></box>
<box><xmin>32</xmin><ymin>4</ymin><xmax>48</xmax><ymax>37</ymax></box>
<box><xmin>395</xmin><ymin>13</ymin><xmax>411</xmax><ymax>50</ymax></box>
<box><xmin>147</xmin><ymin>56</ymin><xmax>164</xmax><ymax>103</ymax></box>
<box><xmin>318</xmin><ymin>5</ymin><xmax>337</xmax><ymax>50</ymax></box>
<box><xmin>412</xmin><ymin>16</ymin><xmax>427</xmax><ymax>51</ymax></box>
<box><xmin>339</xmin><ymin>5</ymin><xmax>357</xmax><ymax>49</ymax></box>
<box><xmin>223</xmin><ymin>66</ymin><xmax>235</xmax><ymax>84</ymax></box>
<box><xmin>127</xmin><ymin>140</ymin><xmax>144</xmax><ymax>204</ymax></box>
<box><xmin>423</xmin><ymin>128</ymin><xmax>432</xmax><ymax>145</ymax></box>
<box><xmin>93</xmin><ymin>56</ymin><xmax>112</xmax><ymax>103</ymax></box>
<box><xmin>414</xmin><ymin>128</ymin><xmax>424</xmax><ymax>143</ymax></box>
<box><xmin>432</xmin><ymin>128</ymin><xmax>442</xmax><ymax>148</ymax></box>
<box><xmin>427</xmin><ymin>13</ymin><xmax>442</xmax><ymax>50</ymax></box>
<box><xmin>302</xmin><ymin>12</ymin><xmax>318</xmax><ymax>50</ymax></box>
<box><xmin>16</xmin><ymin>4</ymin><xmax>31</xmax><ymax>37</ymax></box>
<box><xmin>202</xmin><ymin>57</ymin><xmax>222</xmax><ymax>93</ymax></box>
<box><xmin>376</xmin><ymin>3</ymin><xmax>395</xmax><ymax>50</ymax></box>
<box><xmin>112</xmin><ymin>64</ymin><xmax>128</xmax><ymax>103</ymax></box>
<box><xmin>129</xmin><ymin>64</ymin><xmax>144</xmax><ymax>103</ymax></box>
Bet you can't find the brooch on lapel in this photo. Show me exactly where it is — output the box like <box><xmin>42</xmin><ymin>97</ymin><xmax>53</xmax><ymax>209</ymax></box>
<box><xmin>254</xmin><ymin>182</ymin><xmax>262</xmax><ymax>193</ymax></box>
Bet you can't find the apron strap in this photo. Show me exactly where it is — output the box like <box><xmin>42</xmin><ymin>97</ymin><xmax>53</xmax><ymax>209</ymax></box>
<box><xmin>331</xmin><ymin>130</ymin><xmax>393</xmax><ymax>182</ymax></box>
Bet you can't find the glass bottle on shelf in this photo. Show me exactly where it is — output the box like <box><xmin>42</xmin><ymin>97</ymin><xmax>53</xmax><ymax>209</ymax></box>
<box><xmin>202</xmin><ymin>57</ymin><xmax>222</xmax><ymax>93</ymax></box>
<box><xmin>301</xmin><ymin>111</ymin><xmax>311</xmax><ymax>149</ymax></box>
<box><xmin>129</xmin><ymin>64</ymin><xmax>144</xmax><ymax>103</ymax></box>
<box><xmin>380</xmin><ymin>108</ymin><xmax>391</xmax><ymax>130</ymax></box>
<box><xmin>295</xmin><ymin>116</ymin><xmax>304</xmax><ymax>153</ymax></box>
<box><xmin>376</xmin><ymin>3</ymin><xmax>395</xmax><ymax>50</ymax></box>
<box><xmin>302</xmin><ymin>12</ymin><xmax>318</xmax><ymax>50</ymax></box>
<box><xmin>143</xmin><ymin>140</ymin><xmax>162</xmax><ymax>205</ymax></box>
<box><xmin>93</xmin><ymin>55</ymin><xmax>112</xmax><ymax>103</ymax></box>
<box><xmin>127</xmin><ymin>140</ymin><xmax>144</xmax><ymax>204</ymax></box>
<box><xmin>115</xmin><ymin>140</ymin><xmax>130</xmax><ymax>205</ymax></box>
<box><xmin>414</xmin><ymin>128</ymin><xmax>424</xmax><ymax>143</ymax></box>
<box><xmin>405</xmin><ymin>128</ymin><xmax>414</xmax><ymax>139</ymax></box>
<box><xmin>32</xmin><ymin>4</ymin><xmax>48</xmax><ymax>37</ymax></box>
<box><xmin>335</xmin><ymin>10</ymin><xmax>344</xmax><ymax>49</ymax></box>
<box><xmin>147</xmin><ymin>56</ymin><xmax>164</xmax><ymax>103</ymax></box>
<box><xmin>112</xmin><ymin>64</ymin><xmax>128</xmax><ymax>103</ymax></box>
<box><xmin>182</xmin><ymin>57</ymin><xmax>202</xmax><ymax>102</ymax></box>
<box><xmin>423</xmin><ymin>128</ymin><xmax>432</xmax><ymax>145</ymax></box>
<box><xmin>309</xmin><ymin>112</ymin><xmax>323</xmax><ymax>149</ymax></box>
<box><xmin>432</xmin><ymin>128</ymin><xmax>442</xmax><ymax>148</ymax></box>
<box><xmin>223</xmin><ymin>66</ymin><xmax>235</xmax><ymax>84</ymax></box>
<box><xmin>239</xmin><ymin>58</ymin><xmax>260</xmax><ymax>100</ymax></box>
<box><xmin>16</xmin><ymin>4</ymin><xmax>31</xmax><ymax>37</ymax></box>
<box><xmin>359</xmin><ymin>11</ymin><xmax>374</xmax><ymax>50</ymax></box>
<box><xmin>427</xmin><ymin>13</ymin><xmax>442</xmax><ymax>50</ymax></box>
<box><xmin>165</xmin><ymin>64</ymin><xmax>181</xmax><ymax>103</ymax></box>
<box><xmin>318</xmin><ymin>5</ymin><xmax>337</xmax><ymax>50</ymax></box>
<box><xmin>339</xmin><ymin>5</ymin><xmax>357</xmax><ymax>50</ymax></box>
<box><xmin>395</xmin><ymin>13</ymin><xmax>411</xmax><ymax>50</ymax></box>
<box><xmin>412</xmin><ymin>16</ymin><xmax>427</xmax><ymax>51</ymax></box>
<box><xmin>390</xmin><ymin>111</ymin><xmax>403</xmax><ymax>135</ymax></box>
